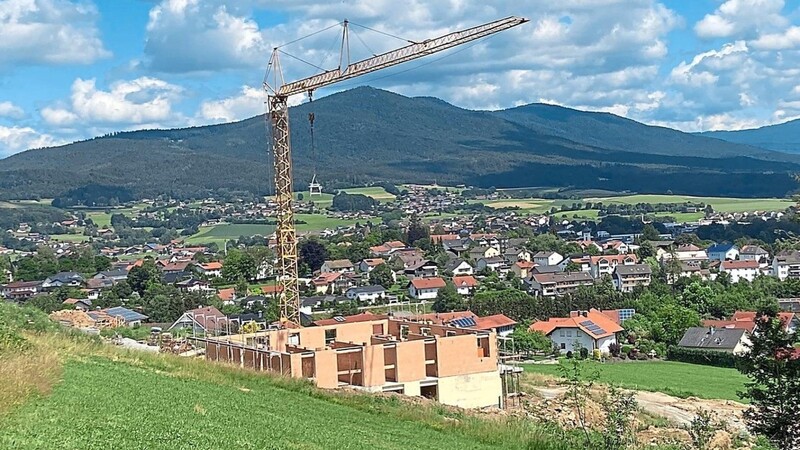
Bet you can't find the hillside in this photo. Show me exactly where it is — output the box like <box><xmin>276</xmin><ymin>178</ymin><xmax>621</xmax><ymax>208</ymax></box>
<box><xmin>1</xmin><ymin>87</ymin><xmax>798</xmax><ymax>199</ymax></box>
<box><xmin>699</xmin><ymin>119</ymin><xmax>800</xmax><ymax>154</ymax></box>
<box><xmin>0</xmin><ymin>303</ymin><xmax>581</xmax><ymax>450</ymax></box>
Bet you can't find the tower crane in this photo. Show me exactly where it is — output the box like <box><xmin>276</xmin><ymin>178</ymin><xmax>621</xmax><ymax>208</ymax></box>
<box><xmin>264</xmin><ymin>16</ymin><xmax>528</xmax><ymax>325</ymax></box>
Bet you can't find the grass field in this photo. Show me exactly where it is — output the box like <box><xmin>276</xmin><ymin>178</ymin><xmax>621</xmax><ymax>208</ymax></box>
<box><xmin>341</xmin><ymin>186</ymin><xmax>397</xmax><ymax>202</ymax></box>
<box><xmin>523</xmin><ymin>360</ymin><xmax>747</xmax><ymax>402</ymax></box>
<box><xmin>0</xmin><ymin>302</ymin><xmax>590</xmax><ymax>450</ymax></box>
<box><xmin>185</xmin><ymin>224</ymin><xmax>276</xmax><ymax>246</ymax></box>
<box><xmin>584</xmin><ymin>195</ymin><xmax>793</xmax><ymax>213</ymax></box>
<box><xmin>48</xmin><ymin>234</ymin><xmax>90</xmax><ymax>243</ymax></box>
<box><xmin>295</xmin><ymin>214</ymin><xmax>360</xmax><ymax>233</ymax></box>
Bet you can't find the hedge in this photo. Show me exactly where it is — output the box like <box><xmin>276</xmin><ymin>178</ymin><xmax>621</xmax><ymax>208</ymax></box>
<box><xmin>666</xmin><ymin>346</ymin><xmax>741</xmax><ymax>368</ymax></box>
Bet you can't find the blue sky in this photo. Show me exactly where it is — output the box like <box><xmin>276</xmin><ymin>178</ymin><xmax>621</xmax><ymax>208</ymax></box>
<box><xmin>1</xmin><ymin>0</ymin><xmax>799</xmax><ymax>156</ymax></box>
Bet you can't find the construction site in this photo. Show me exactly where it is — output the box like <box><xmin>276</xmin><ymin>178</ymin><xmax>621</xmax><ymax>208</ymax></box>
<box><xmin>193</xmin><ymin>312</ymin><xmax>522</xmax><ymax>409</ymax></box>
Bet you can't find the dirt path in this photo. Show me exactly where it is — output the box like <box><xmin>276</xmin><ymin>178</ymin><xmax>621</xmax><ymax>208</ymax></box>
<box><xmin>530</xmin><ymin>386</ymin><xmax>746</xmax><ymax>430</ymax></box>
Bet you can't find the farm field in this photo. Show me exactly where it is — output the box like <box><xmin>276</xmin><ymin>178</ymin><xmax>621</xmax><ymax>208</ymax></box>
<box><xmin>584</xmin><ymin>195</ymin><xmax>793</xmax><ymax>213</ymax></box>
<box><xmin>341</xmin><ymin>186</ymin><xmax>397</xmax><ymax>202</ymax></box>
<box><xmin>523</xmin><ymin>360</ymin><xmax>747</xmax><ymax>402</ymax></box>
<box><xmin>295</xmin><ymin>213</ymin><xmax>360</xmax><ymax>233</ymax></box>
<box><xmin>48</xmin><ymin>234</ymin><xmax>90</xmax><ymax>243</ymax></box>
<box><xmin>185</xmin><ymin>223</ymin><xmax>275</xmax><ymax>246</ymax></box>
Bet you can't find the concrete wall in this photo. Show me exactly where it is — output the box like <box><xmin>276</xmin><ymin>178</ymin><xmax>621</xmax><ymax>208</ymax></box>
<box><xmin>438</xmin><ymin>370</ymin><xmax>502</xmax><ymax>409</ymax></box>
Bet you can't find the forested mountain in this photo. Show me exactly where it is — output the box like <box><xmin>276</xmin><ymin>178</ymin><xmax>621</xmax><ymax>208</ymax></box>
<box><xmin>1</xmin><ymin>87</ymin><xmax>798</xmax><ymax>200</ymax></box>
<box><xmin>698</xmin><ymin>119</ymin><xmax>800</xmax><ymax>154</ymax></box>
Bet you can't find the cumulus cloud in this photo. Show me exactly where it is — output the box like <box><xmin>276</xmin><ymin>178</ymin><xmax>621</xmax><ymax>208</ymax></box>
<box><xmin>199</xmin><ymin>86</ymin><xmax>266</xmax><ymax>122</ymax></box>
<box><xmin>0</xmin><ymin>0</ymin><xmax>110</xmax><ymax>68</ymax></box>
<box><xmin>695</xmin><ymin>0</ymin><xmax>788</xmax><ymax>39</ymax></box>
<box><xmin>0</xmin><ymin>101</ymin><xmax>25</xmax><ymax>119</ymax></box>
<box><xmin>41</xmin><ymin>77</ymin><xmax>184</xmax><ymax>127</ymax></box>
<box><xmin>144</xmin><ymin>0</ymin><xmax>269</xmax><ymax>73</ymax></box>
<box><xmin>751</xmin><ymin>26</ymin><xmax>800</xmax><ymax>50</ymax></box>
<box><xmin>0</xmin><ymin>125</ymin><xmax>57</xmax><ymax>156</ymax></box>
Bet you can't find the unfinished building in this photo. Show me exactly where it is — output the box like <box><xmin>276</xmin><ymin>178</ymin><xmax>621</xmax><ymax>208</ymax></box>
<box><xmin>196</xmin><ymin>314</ymin><xmax>504</xmax><ymax>409</ymax></box>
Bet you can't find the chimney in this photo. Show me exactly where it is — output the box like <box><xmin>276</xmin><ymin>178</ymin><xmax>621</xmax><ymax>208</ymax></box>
<box><xmin>708</xmin><ymin>326</ymin><xmax>715</xmax><ymax>335</ymax></box>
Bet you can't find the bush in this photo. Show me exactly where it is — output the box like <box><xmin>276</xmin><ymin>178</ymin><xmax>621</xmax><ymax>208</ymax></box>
<box><xmin>666</xmin><ymin>346</ymin><xmax>740</xmax><ymax>368</ymax></box>
<box><xmin>608</xmin><ymin>342</ymin><xmax>621</xmax><ymax>357</ymax></box>
<box><xmin>0</xmin><ymin>325</ymin><xmax>30</xmax><ymax>354</ymax></box>
<box><xmin>579</xmin><ymin>347</ymin><xmax>589</xmax><ymax>360</ymax></box>
<box><xmin>621</xmin><ymin>344</ymin><xmax>633</xmax><ymax>355</ymax></box>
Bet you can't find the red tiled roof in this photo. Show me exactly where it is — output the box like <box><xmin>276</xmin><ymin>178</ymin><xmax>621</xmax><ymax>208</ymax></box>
<box><xmin>514</xmin><ymin>261</ymin><xmax>535</xmax><ymax>269</ymax></box>
<box><xmin>452</xmin><ymin>275</ymin><xmax>479</xmax><ymax>288</ymax></box>
<box><xmin>217</xmin><ymin>288</ymin><xmax>235</xmax><ymax>301</ymax></box>
<box><xmin>313</xmin><ymin>272</ymin><xmax>341</xmax><ymax>285</ymax></box>
<box><xmin>410</xmin><ymin>277</ymin><xmax>446</xmax><ymax>289</ymax></box>
<box><xmin>590</xmin><ymin>254</ymin><xmax>638</xmax><ymax>265</ymax></box>
<box><xmin>361</xmin><ymin>258</ymin><xmax>385</xmax><ymax>267</ymax></box>
<box><xmin>703</xmin><ymin>319</ymin><xmax>756</xmax><ymax>333</ymax></box>
<box><xmin>530</xmin><ymin>309</ymin><xmax>623</xmax><ymax>338</ymax></box>
<box><xmin>721</xmin><ymin>260</ymin><xmax>759</xmax><ymax>270</ymax></box>
<box><xmin>474</xmin><ymin>314</ymin><xmax>517</xmax><ymax>331</ymax></box>
<box><xmin>261</xmin><ymin>284</ymin><xmax>285</xmax><ymax>294</ymax></box>
<box><xmin>201</xmin><ymin>262</ymin><xmax>223</xmax><ymax>270</ymax></box>
<box><xmin>430</xmin><ymin>234</ymin><xmax>460</xmax><ymax>243</ymax></box>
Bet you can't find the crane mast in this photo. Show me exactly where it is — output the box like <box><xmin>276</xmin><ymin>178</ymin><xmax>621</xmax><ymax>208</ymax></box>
<box><xmin>265</xmin><ymin>16</ymin><xmax>527</xmax><ymax>325</ymax></box>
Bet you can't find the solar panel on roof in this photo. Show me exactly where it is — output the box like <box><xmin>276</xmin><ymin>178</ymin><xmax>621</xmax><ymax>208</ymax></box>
<box><xmin>451</xmin><ymin>317</ymin><xmax>477</xmax><ymax>328</ymax></box>
<box><xmin>333</xmin><ymin>316</ymin><xmax>346</xmax><ymax>322</ymax></box>
<box><xmin>579</xmin><ymin>320</ymin><xmax>607</xmax><ymax>336</ymax></box>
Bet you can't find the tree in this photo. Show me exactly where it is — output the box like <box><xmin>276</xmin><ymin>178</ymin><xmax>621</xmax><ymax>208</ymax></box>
<box><xmin>651</xmin><ymin>304</ymin><xmax>701</xmax><ymax>345</ymax></box>
<box><xmin>0</xmin><ymin>255</ymin><xmax>11</xmax><ymax>284</ymax></box>
<box><xmin>405</xmin><ymin>215</ymin><xmax>429</xmax><ymax>246</ymax></box>
<box><xmin>563</xmin><ymin>260</ymin><xmax>581</xmax><ymax>272</ymax></box>
<box><xmin>234</xmin><ymin>277</ymin><xmax>249</xmax><ymax>298</ymax></box>
<box><xmin>738</xmin><ymin>306</ymin><xmax>800</xmax><ymax>449</ymax></box>
<box><xmin>299</xmin><ymin>239</ymin><xmax>328</xmax><ymax>272</ymax></box>
<box><xmin>681</xmin><ymin>281</ymin><xmax>714</xmax><ymax>315</ymax></box>
<box><xmin>127</xmin><ymin>259</ymin><xmax>162</xmax><ymax>295</ymax></box>
<box><xmin>432</xmin><ymin>281</ymin><xmax>463</xmax><ymax>313</ymax></box>
<box><xmin>637</xmin><ymin>241</ymin><xmax>655</xmax><ymax>259</ymax></box>
<box><xmin>368</xmin><ymin>263</ymin><xmax>394</xmax><ymax>289</ymax></box>
<box><xmin>27</xmin><ymin>294</ymin><xmax>62</xmax><ymax>313</ymax></box>
<box><xmin>641</xmin><ymin>223</ymin><xmax>660</xmax><ymax>241</ymax></box>
<box><xmin>510</xmin><ymin>326</ymin><xmax>552</xmax><ymax>356</ymax></box>
<box><xmin>221</xmin><ymin>249</ymin><xmax>257</xmax><ymax>282</ymax></box>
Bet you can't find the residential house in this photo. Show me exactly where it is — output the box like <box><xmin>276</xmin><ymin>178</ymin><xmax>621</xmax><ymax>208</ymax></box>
<box><xmin>528</xmin><ymin>272</ymin><xmax>594</xmax><ymax>297</ymax></box>
<box><xmin>670</xmin><ymin>244</ymin><xmax>709</xmax><ymax>262</ymax></box>
<box><xmin>176</xmin><ymin>278</ymin><xmax>215</xmax><ymax>294</ymax></box>
<box><xmin>773</xmin><ymin>251</ymin><xmax>800</xmax><ymax>280</ymax></box>
<box><xmin>452</xmin><ymin>275</ymin><xmax>479</xmax><ymax>296</ymax></box>
<box><xmin>408</xmin><ymin>277</ymin><xmax>446</xmax><ymax>300</ymax></box>
<box><xmin>589</xmin><ymin>254</ymin><xmax>638</xmax><ymax>279</ymax></box>
<box><xmin>169</xmin><ymin>306</ymin><xmax>227</xmax><ymax>334</ymax></box>
<box><xmin>603</xmin><ymin>240</ymin><xmax>629</xmax><ymax>254</ymax></box>
<box><xmin>358</xmin><ymin>258</ymin><xmax>385</xmax><ymax>273</ymax></box>
<box><xmin>740</xmin><ymin>245</ymin><xmax>770</xmax><ymax>264</ymax></box>
<box><xmin>720</xmin><ymin>260</ymin><xmax>760</xmax><ymax>283</ymax></box>
<box><xmin>345</xmin><ymin>285</ymin><xmax>386</xmax><ymax>304</ymax></box>
<box><xmin>320</xmin><ymin>259</ymin><xmax>355</xmax><ymax>274</ymax></box>
<box><xmin>678</xmin><ymin>327</ymin><xmax>750</xmax><ymax>354</ymax></box>
<box><xmin>62</xmin><ymin>298</ymin><xmax>92</xmax><ymax>311</ymax></box>
<box><xmin>1</xmin><ymin>280</ymin><xmax>43</xmax><ymax>300</ymax></box>
<box><xmin>404</xmin><ymin>259</ymin><xmax>438</xmax><ymax>279</ymax></box>
<box><xmin>503</xmin><ymin>247</ymin><xmax>531</xmax><ymax>264</ymax></box>
<box><xmin>530</xmin><ymin>309</ymin><xmax>623</xmax><ymax>354</ymax></box>
<box><xmin>196</xmin><ymin>261</ymin><xmax>223</xmax><ymax>278</ymax></box>
<box><xmin>475</xmin><ymin>256</ymin><xmax>505</xmax><ymax>273</ymax></box>
<box><xmin>412</xmin><ymin>311</ymin><xmax>517</xmax><ymax>337</ymax></box>
<box><xmin>568</xmin><ymin>256</ymin><xmax>593</xmax><ymax>273</ymax></box>
<box><xmin>612</xmin><ymin>264</ymin><xmax>652</xmax><ymax>292</ymax></box>
<box><xmin>533</xmin><ymin>251</ymin><xmax>563</xmax><ymax>267</ymax></box>
<box><xmin>260</xmin><ymin>284</ymin><xmax>285</xmax><ymax>299</ymax></box>
<box><xmin>217</xmin><ymin>287</ymin><xmax>237</xmax><ymax>305</ymax></box>
<box><xmin>474</xmin><ymin>314</ymin><xmax>517</xmax><ymax>337</ymax></box>
<box><xmin>311</xmin><ymin>272</ymin><xmax>357</xmax><ymax>294</ymax></box>
<box><xmin>707</xmin><ymin>243</ymin><xmax>739</xmax><ymax>261</ymax></box>
<box><xmin>41</xmin><ymin>272</ymin><xmax>84</xmax><ymax>290</ymax></box>
<box><xmin>369</xmin><ymin>240</ymin><xmax>406</xmax><ymax>257</ymax></box>
<box><xmin>704</xmin><ymin>311</ymin><xmax>800</xmax><ymax>334</ymax></box>
<box><xmin>511</xmin><ymin>261</ymin><xmax>535</xmax><ymax>279</ymax></box>
<box><xmin>441</xmin><ymin>239</ymin><xmax>470</xmax><ymax>257</ymax></box>
<box><xmin>105</xmin><ymin>306</ymin><xmax>149</xmax><ymax>327</ymax></box>
<box><xmin>468</xmin><ymin>246</ymin><xmax>500</xmax><ymax>261</ymax></box>
<box><xmin>444</xmin><ymin>259</ymin><xmax>473</xmax><ymax>276</ymax></box>
<box><xmin>92</xmin><ymin>268</ymin><xmax>128</xmax><ymax>284</ymax></box>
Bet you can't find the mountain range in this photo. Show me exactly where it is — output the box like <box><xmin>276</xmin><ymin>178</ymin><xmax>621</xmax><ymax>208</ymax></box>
<box><xmin>1</xmin><ymin>86</ymin><xmax>798</xmax><ymax>200</ymax></box>
<box><xmin>699</xmin><ymin>119</ymin><xmax>800</xmax><ymax>154</ymax></box>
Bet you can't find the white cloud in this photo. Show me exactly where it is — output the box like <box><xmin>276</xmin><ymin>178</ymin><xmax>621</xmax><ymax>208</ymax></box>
<box><xmin>199</xmin><ymin>86</ymin><xmax>265</xmax><ymax>122</ymax></box>
<box><xmin>0</xmin><ymin>125</ymin><xmax>57</xmax><ymax>156</ymax></box>
<box><xmin>41</xmin><ymin>77</ymin><xmax>184</xmax><ymax>127</ymax></box>
<box><xmin>0</xmin><ymin>0</ymin><xmax>110</xmax><ymax>68</ymax></box>
<box><xmin>670</xmin><ymin>41</ymin><xmax>748</xmax><ymax>87</ymax></box>
<box><xmin>695</xmin><ymin>0</ymin><xmax>788</xmax><ymax>39</ymax></box>
<box><xmin>144</xmin><ymin>0</ymin><xmax>269</xmax><ymax>72</ymax></box>
<box><xmin>0</xmin><ymin>101</ymin><xmax>24</xmax><ymax>119</ymax></box>
<box><xmin>751</xmin><ymin>26</ymin><xmax>800</xmax><ymax>49</ymax></box>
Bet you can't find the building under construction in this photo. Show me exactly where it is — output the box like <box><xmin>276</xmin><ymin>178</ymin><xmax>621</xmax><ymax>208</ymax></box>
<box><xmin>195</xmin><ymin>313</ymin><xmax>518</xmax><ymax>409</ymax></box>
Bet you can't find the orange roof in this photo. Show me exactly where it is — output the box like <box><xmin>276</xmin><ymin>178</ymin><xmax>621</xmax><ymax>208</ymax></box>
<box><xmin>63</xmin><ymin>298</ymin><xmax>88</xmax><ymax>305</ymax></box>
<box><xmin>474</xmin><ymin>314</ymin><xmax>517</xmax><ymax>331</ymax></box>
<box><xmin>217</xmin><ymin>288</ymin><xmax>235</xmax><ymax>301</ymax></box>
<box><xmin>201</xmin><ymin>262</ymin><xmax>223</xmax><ymax>270</ymax></box>
<box><xmin>126</xmin><ymin>259</ymin><xmax>145</xmax><ymax>271</ymax></box>
<box><xmin>514</xmin><ymin>261</ymin><xmax>535</xmax><ymax>269</ymax></box>
<box><xmin>590</xmin><ymin>254</ymin><xmax>638</xmax><ymax>265</ymax></box>
<box><xmin>452</xmin><ymin>275</ymin><xmax>479</xmax><ymax>288</ymax></box>
<box><xmin>261</xmin><ymin>284</ymin><xmax>285</xmax><ymax>294</ymax></box>
<box><xmin>410</xmin><ymin>277</ymin><xmax>446</xmax><ymax>289</ymax></box>
<box><xmin>361</xmin><ymin>258</ymin><xmax>385</xmax><ymax>267</ymax></box>
<box><xmin>430</xmin><ymin>234</ymin><xmax>460</xmax><ymax>243</ymax></box>
<box><xmin>703</xmin><ymin>319</ymin><xmax>756</xmax><ymax>333</ymax></box>
<box><xmin>721</xmin><ymin>260</ymin><xmax>759</xmax><ymax>270</ymax></box>
<box><xmin>530</xmin><ymin>309</ymin><xmax>623</xmax><ymax>338</ymax></box>
<box><xmin>313</xmin><ymin>272</ymin><xmax>341</xmax><ymax>285</ymax></box>
<box><xmin>314</xmin><ymin>312</ymin><xmax>387</xmax><ymax>327</ymax></box>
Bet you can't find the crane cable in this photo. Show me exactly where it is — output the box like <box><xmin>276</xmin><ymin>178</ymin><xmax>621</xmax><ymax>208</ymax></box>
<box><xmin>308</xmin><ymin>93</ymin><xmax>317</xmax><ymax>189</ymax></box>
